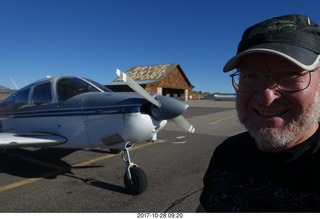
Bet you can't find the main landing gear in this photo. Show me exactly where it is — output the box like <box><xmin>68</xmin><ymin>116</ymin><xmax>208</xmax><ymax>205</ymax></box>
<box><xmin>121</xmin><ymin>146</ymin><xmax>148</xmax><ymax>195</ymax></box>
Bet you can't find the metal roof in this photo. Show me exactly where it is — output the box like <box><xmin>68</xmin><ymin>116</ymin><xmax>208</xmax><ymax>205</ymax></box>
<box><xmin>108</xmin><ymin>64</ymin><xmax>193</xmax><ymax>87</ymax></box>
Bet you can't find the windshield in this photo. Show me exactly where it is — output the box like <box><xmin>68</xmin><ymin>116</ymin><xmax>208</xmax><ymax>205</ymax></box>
<box><xmin>84</xmin><ymin>78</ymin><xmax>113</xmax><ymax>92</ymax></box>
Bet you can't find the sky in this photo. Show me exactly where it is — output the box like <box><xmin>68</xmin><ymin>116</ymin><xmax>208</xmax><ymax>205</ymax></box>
<box><xmin>0</xmin><ymin>0</ymin><xmax>320</xmax><ymax>93</ymax></box>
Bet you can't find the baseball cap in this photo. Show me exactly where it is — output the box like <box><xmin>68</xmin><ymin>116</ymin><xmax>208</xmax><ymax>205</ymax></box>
<box><xmin>223</xmin><ymin>14</ymin><xmax>320</xmax><ymax>72</ymax></box>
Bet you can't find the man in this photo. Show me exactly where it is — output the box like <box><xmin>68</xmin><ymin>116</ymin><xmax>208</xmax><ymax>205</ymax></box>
<box><xmin>198</xmin><ymin>14</ymin><xmax>320</xmax><ymax>212</ymax></box>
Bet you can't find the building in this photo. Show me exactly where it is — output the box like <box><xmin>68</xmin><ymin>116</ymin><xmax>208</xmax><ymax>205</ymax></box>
<box><xmin>106</xmin><ymin>64</ymin><xmax>194</xmax><ymax>101</ymax></box>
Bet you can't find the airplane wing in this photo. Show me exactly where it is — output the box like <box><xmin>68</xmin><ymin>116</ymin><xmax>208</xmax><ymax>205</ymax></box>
<box><xmin>0</xmin><ymin>133</ymin><xmax>67</xmax><ymax>148</ymax></box>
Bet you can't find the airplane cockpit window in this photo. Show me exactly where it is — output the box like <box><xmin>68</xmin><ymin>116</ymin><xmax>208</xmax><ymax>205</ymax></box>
<box><xmin>31</xmin><ymin>82</ymin><xmax>52</xmax><ymax>106</ymax></box>
<box><xmin>14</xmin><ymin>88</ymin><xmax>30</xmax><ymax>110</ymax></box>
<box><xmin>57</xmin><ymin>77</ymin><xmax>101</xmax><ymax>101</ymax></box>
<box><xmin>84</xmin><ymin>78</ymin><xmax>113</xmax><ymax>92</ymax></box>
<box><xmin>0</xmin><ymin>95</ymin><xmax>14</xmax><ymax>111</ymax></box>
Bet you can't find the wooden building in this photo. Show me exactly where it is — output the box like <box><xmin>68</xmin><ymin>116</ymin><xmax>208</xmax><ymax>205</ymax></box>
<box><xmin>106</xmin><ymin>64</ymin><xmax>194</xmax><ymax>101</ymax></box>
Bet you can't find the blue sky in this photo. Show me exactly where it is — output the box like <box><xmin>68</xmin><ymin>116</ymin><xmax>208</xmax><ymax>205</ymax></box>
<box><xmin>1</xmin><ymin>0</ymin><xmax>319</xmax><ymax>93</ymax></box>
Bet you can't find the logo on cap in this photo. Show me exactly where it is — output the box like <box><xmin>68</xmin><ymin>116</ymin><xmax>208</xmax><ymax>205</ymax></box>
<box><xmin>248</xmin><ymin>19</ymin><xmax>297</xmax><ymax>39</ymax></box>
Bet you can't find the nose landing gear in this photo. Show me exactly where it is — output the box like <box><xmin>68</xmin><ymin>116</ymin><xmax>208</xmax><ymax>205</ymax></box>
<box><xmin>122</xmin><ymin>146</ymin><xmax>148</xmax><ymax>195</ymax></box>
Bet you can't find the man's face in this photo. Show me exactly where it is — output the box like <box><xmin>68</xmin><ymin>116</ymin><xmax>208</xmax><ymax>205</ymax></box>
<box><xmin>236</xmin><ymin>53</ymin><xmax>320</xmax><ymax>152</ymax></box>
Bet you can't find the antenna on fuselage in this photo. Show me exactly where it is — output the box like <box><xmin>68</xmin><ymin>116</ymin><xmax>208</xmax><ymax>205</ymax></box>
<box><xmin>9</xmin><ymin>77</ymin><xmax>19</xmax><ymax>90</ymax></box>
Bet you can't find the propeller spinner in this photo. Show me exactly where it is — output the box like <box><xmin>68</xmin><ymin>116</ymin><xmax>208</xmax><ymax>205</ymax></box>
<box><xmin>116</xmin><ymin>69</ymin><xmax>195</xmax><ymax>133</ymax></box>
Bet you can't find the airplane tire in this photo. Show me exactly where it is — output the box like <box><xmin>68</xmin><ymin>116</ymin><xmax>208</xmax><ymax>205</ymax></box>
<box><xmin>124</xmin><ymin>166</ymin><xmax>148</xmax><ymax>195</ymax></box>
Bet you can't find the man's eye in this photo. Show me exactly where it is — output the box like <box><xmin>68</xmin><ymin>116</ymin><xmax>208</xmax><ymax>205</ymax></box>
<box><xmin>241</xmin><ymin>73</ymin><xmax>259</xmax><ymax>79</ymax></box>
<box><xmin>280</xmin><ymin>71</ymin><xmax>303</xmax><ymax>81</ymax></box>
<box><xmin>283</xmin><ymin>71</ymin><xmax>299</xmax><ymax>78</ymax></box>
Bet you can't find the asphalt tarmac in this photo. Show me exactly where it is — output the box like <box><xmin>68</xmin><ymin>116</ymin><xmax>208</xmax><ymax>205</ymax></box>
<box><xmin>0</xmin><ymin>100</ymin><xmax>245</xmax><ymax>213</ymax></box>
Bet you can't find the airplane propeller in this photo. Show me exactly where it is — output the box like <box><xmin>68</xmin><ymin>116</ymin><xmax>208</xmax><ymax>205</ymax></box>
<box><xmin>116</xmin><ymin>69</ymin><xmax>195</xmax><ymax>133</ymax></box>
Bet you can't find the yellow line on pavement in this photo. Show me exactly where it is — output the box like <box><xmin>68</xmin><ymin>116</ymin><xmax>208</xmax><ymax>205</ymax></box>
<box><xmin>0</xmin><ymin>178</ymin><xmax>42</xmax><ymax>192</ymax></box>
<box><xmin>0</xmin><ymin>142</ymin><xmax>154</xmax><ymax>193</ymax></box>
<box><xmin>209</xmin><ymin>115</ymin><xmax>236</xmax><ymax>125</ymax></box>
<box><xmin>73</xmin><ymin>142</ymin><xmax>153</xmax><ymax>167</ymax></box>
<box><xmin>0</xmin><ymin>169</ymin><xmax>62</xmax><ymax>192</ymax></box>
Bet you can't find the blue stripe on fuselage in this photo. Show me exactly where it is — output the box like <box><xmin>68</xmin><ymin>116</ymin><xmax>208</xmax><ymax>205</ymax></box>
<box><xmin>0</xmin><ymin>105</ymin><xmax>141</xmax><ymax>118</ymax></box>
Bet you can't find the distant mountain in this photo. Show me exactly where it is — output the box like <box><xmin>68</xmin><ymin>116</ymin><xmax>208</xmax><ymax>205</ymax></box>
<box><xmin>0</xmin><ymin>85</ymin><xmax>13</xmax><ymax>93</ymax></box>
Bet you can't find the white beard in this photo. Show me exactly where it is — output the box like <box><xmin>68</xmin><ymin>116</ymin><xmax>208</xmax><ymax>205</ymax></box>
<box><xmin>237</xmin><ymin>88</ymin><xmax>320</xmax><ymax>152</ymax></box>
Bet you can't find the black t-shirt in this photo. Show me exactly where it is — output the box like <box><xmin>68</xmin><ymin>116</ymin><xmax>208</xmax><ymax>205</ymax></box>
<box><xmin>200</xmin><ymin>126</ymin><xmax>320</xmax><ymax>212</ymax></box>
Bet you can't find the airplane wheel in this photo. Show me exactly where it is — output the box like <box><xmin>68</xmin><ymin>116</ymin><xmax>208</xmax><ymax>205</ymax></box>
<box><xmin>124</xmin><ymin>166</ymin><xmax>148</xmax><ymax>195</ymax></box>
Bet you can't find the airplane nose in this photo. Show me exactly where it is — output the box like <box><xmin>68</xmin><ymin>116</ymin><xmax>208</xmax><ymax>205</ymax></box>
<box><xmin>116</xmin><ymin>69</ymin><xmax>194</xmax><ymax>133</ymax></box>
<box><xmin>149</xmin><ymin>95</ymin><xmax>187</xmax><ymax>120</ymax></box>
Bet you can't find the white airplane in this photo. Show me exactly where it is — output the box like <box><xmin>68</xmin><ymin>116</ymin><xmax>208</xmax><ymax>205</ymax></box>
<box><xmin>213</xmin><ymin>94</ymin><xmax>236</xmax><ymax>101</ymax></box>
<box><xmin>0</xmin><ymin>69</ymin><xmax>195</xmax><ymax>195</ymax></box>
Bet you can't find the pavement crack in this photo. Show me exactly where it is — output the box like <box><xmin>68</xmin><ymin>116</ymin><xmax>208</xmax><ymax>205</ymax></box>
<box><xmin>164</xmin><ymin>187</ymin><xmax>203</xmax><ymax>212</ymax></box>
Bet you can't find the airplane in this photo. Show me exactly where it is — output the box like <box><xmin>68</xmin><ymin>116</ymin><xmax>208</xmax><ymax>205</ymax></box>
<box><xmin>202</xmin><ymin>94</ymin><xmax>236</xmax><ymax>101</ymax></box>
<box><xmin>212</xmin><ymin>94</ymin><xmax>236</xmax><ymax>101</ymax></box>
<box><xmin>0</xmin><ymin>69</ymin><xmax>195</xmax><ymax>195</ymax></box>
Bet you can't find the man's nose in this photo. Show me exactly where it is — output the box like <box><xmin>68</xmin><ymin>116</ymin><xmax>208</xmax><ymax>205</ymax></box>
<box><xmin>255</xmin><ymin>77</ymin><xmax>281</xmax><ymax>106</ymax></box>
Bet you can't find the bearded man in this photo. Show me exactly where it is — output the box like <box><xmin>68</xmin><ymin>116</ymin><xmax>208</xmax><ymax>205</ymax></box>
<box><xmin>198</xmin><ymin>14</ymin><xmax>320</xmax><ymax>212</ymax></box>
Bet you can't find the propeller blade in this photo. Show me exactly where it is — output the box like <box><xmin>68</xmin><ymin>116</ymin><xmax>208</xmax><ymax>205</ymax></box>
<box><xmin>116</xmin><ymin>69</ymin><xmax>195</xmax><ymax>133</ymax></box>
<box><xmin>172</xmin><ymin>115</ymin><xmax>195</xmax><ymax>133</ymax></box>
<box><xmin>116</xmin><ymin>69</ymin><xmax>160</xmax><ymax>107</ymax></box>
